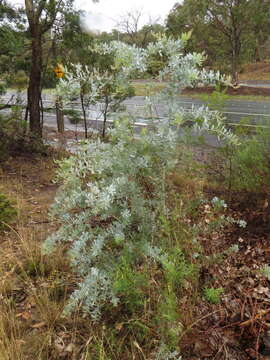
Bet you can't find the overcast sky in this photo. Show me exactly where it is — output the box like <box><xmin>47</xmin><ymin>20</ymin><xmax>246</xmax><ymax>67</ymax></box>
<box><xmin>74</xmin><ymin>0</ymin><xmax>178</xmax><ymax>33</ymax></box>
<box><xmin>10</xmin><ymin>0</ymin><xmax>179</xmax><ymax>33</ymax></box>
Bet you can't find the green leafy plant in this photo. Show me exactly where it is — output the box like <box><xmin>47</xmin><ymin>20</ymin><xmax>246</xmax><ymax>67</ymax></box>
<box><xmin>260</xmin><ymin>265</ymin><xmax>270</xmax><ymax>280</ymax></box>
<box><xmin>161</xmin><ymin>247</ymin><xmax>197</xmax><ymax>291</ymax></box>
<box><xmin>203</xmin><ymin>287</ymin><xmax>224</xmax><ymax>304</ymax></box>
<box><xmin>113</xmin><ymin>256</ymin><xmax>148</xmax><ymax>313</ymax></box>
<box><xmin>156</xmin><ymin>290</ymin><xmax>182</xmax><ymax>350</ymax></box>
<box><xmin>200</xmin><ymin>83</ymin><xmax>229</xmax><ymax>112</ymax></box>
<box><xmin>64</xmin><ymin>109</ymin><xmax>82</xmax><ymax>125</ymax></box>
<box><xmin>0</xmin><ymin>192</ymin><xmax>17</xmax><ymax>230</ymax></box>
<box><xmin>231</xmin><ymin>125</ymin><xmax>270</xmax><ymax>193</ymax></box>
<box><xmin>216</xmin><ymin>121</ymin><xmax>270</xmax><ymax>198</ymax></box>
<box><xmin>0</xmin><ymin>82</ymin><xmax>28</xmax><ymax>159</ymax></box>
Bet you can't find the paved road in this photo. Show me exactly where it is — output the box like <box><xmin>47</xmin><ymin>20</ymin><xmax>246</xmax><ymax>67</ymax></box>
<box><xmin>239</xmin><ymin>80</ymin><xmax>270</xmax><ymax>88</ymax></box>
<box><xmin>3</xmin><ymin>92</ymin><xmax>270</xmax><ymax>148</ymax></box>
<box><xmin>2</xmin><ymin>92</ymin><xmax>270</xmax><ymax>129</ymax></box>
<box><xmin>124</xmin><ymin>96</ymin><xmax>270</xmax><ymax>126</ymax></box>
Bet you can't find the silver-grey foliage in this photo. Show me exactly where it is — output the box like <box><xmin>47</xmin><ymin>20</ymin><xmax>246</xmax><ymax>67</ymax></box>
<box><xmin>44</xmin><ymin>34</ymin><xmax>239</xmax><ymax>321</ymax></box>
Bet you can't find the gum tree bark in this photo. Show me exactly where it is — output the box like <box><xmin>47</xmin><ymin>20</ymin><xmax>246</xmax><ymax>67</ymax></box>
<box><xmin>25</xmin><ymin>0</ymin><xmax>98</xmax><ymax>140</ymax></box>
<box><xmin>25</xmin><ymin>0</ymin><xmax>64</xmax><ymax>139</ymax></box>
<box><xmin>28</xmin><ymin>28</ymin><xmax>42</xmax><ymax>136</ymax></box>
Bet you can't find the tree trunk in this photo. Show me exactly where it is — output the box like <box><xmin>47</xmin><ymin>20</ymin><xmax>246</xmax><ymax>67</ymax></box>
<box><xmin>80</xmin><ymin>92</ymin><xmax>88</xmax><ymax>139</ymax></box>
<box><xmin>102</xmin><ymin>96</ymin><xmax>109</xmax><ymax>138</ymax></box>
<box><xmin>28</xmin><ymin>30</ymin><xmax>43</xmax><ymax>138</ymax></box>
<box><xmin>254</xmin><ymin>47</ymin><xmax>261</xmax><ymax>63</ymax></box>
<box><xmin>56</xmin><ymin>97</ymin><xmax>64</xmax><ymax>133</ymax></box>
<box><xmin>231</xmin><ymin>50</ymin><xmax>238</xmax><ymax>83</ymax></box>
<box><xmin>254</xmin><ymin>38</ymin><xmax>261</xmax><ymax>62</ymax></box>
<box><xmin>231</xmin><ymin>36</ymin><xmax>241</xmax><ymax>84</ymax></box>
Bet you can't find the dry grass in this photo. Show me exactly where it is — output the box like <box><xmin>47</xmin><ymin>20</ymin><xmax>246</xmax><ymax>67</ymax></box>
<box><xmin>0</xmin><ymin>155</ymin><xmax>142</xmax><ymax>359</ymax></box>
<box><xmin>132</xmin><ymin>79</ymin><xmax>270</xmax><ymax>102</ymax></box>
<box><xmin>239</xmin><ymin>72</ymin><xmax>270</xmax><ymax>81</ymax></box>
<box><xmin>0</xmin><ymin>154</ymin><xmax>75</xmax><ymax>360</ymax></box>
<box><xmin>131</xmin><ymin>80</ymin><xmax>166</xmax><ymax>96</ymax></box>
<box><xmin>0</xmin><ymin>154</ymin><xmax>110</xmax><ymax>359</ymax></box>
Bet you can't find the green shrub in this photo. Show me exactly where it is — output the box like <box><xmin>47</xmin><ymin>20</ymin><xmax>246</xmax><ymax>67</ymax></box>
<box><xmin>156</xmin><ymin>290</ymin><xmax>181</xmax><ymax>349</ymax></box>
<box><xmin>64</xmin><ymin>109</ymin><xmax>82</xmax><ymax>124</ymax></box>
<box><xmin>203</xmin><ymin>287</ymin><xmax>224</xmax><ymax>304</ymax></box>
<box><xmin>0</xmin><ymin>192</ymin><xmax>17</xmax><ymax>230</ymax></box>
<box><xmin>42</xmin><ymin>35</ymin><xmax>237</xmax><ymax>356</ymax></box>
<box><xmin>113</xmin><ymin>256</ymin><xmax>149</xmax><ymax>313</ymax></box>
<box><xmin>0</xmin><ymin>115</ymin><xmax>26</xmax><ymax>159</ymax></box>
<box><xmin>231</xmin><ymin>125</ymin><xmax>270</xmax><ymax>192</ymax></box>
<box><xmin>161</xmin><ymin>246</ymin><xmax>197</xmax><ymax>291</ymax></box>
<box><xmin>147</xmin><ymin>59</ymin><xmax>166</xmax><ymax>76</ymax></box>
<box><xmin>200</xmin><ymin>84</ymin><xmax>229</xmax><ymax>112</ymax></box>
<box><xmin>260</xmin><ymin>265</ymin><xmax>270</xmax><ymax>280</ymax></box>
<box><xmin>209</xmin><ymin>117</ymin><xmax>270</xmax><ymax>198</ymax></box>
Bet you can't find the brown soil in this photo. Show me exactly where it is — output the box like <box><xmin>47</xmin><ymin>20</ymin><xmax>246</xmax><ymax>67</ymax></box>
<box><xmin>242</xmin><ymin>63</ymin><xmax>270</xmax><ymax>74</ymax></box>
<box><xmin>43</xmin><ymin>126</ymin><xmax>85</xmax><ymax>141</ymax></box>
<box><xmin>0</xmin><ymin>152</ymin><xmax>59</xmax><ymax>241</ymax></box>
<box><xmin>239</xmin><ymin>62</ymin><xmax>270</xmax><ymax>81</ymax></box>
<box><xmin>182</xmin><ymin>193</ymin><xmax>270</xmax><ymax>360</ymax></box>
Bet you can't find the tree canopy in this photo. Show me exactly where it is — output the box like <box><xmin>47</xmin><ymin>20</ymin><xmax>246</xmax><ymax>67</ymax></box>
<box><xmin>166</xmin><ymin>0</ymin><xmax>270</xmax><ymax>81</ymax></box>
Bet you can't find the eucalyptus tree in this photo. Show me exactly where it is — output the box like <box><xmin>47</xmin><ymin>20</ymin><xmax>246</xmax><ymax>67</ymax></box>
<box><xmin>248</xmin><ymin>0</ymin><xmax>270</xmax><ymax>62</ymax></box>
<box><xmin>167</xmin><ymin>0</ymin><xmax>270</xmax><ymax>81</ymax></box>
<box><xmin>24</xmin><ymin>0</ymin><xmax>98</xmax><ymax>139</ymax></box>
<box><xmin>203</xmin><ymin>0</ymin><xmax>270</xmax><ymax>82</ymax></box>
<box><xmin>166</xmin><ymin>2</ymin><xmax>224</xmax><ymax>64</ymax></box>
<box><xmin>52</xmin><ymin>9</ymin><xmax>96</xmax><ymax>66</ymax></box>
<box><xmin>0</xmin><ymin>1</ymin><xmax>26</xmax><ymax>88</ymax></box>
<box><xmin>116</xmin><ymin>9</ymin><xmax>162</xmax><ymax>47</ymax></box>
<box><xmin>25</xmin><ymin>0</ymin><xmax>65</xmax><ymax>138</ymax></box>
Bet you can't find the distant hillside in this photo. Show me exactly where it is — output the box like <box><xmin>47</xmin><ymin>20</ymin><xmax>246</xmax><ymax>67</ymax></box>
<box><xmin>239</xmin><ymin>62</ymin><xmax>270</xmax><ymax>80</ymax></box>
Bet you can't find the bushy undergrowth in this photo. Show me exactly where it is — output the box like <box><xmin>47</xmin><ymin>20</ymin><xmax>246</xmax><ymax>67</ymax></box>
<box><xmin>42</xmin><ymin>115</ymin><xmax>245</xmax><ymax>357</ymax></box>
<box><xmin>0</xmin><ymin>192</ymin><xmax>17</xmax><ymax>229</ymax></box>
<box><xmin>199</xmin><ymin>86</ymin><xmax>270</xmax><ymax>198</ymax></box>
<box><xmin>0</xmin><ymin>113</ymin><xmax>26</xmax><ymax>159</ymax></box>
<box><xmin>213</xmin><ymin>122</ymin><xmax>270</xmax><ymax>197</ymax></box>
<box><xmin>42</xmin><ymin>119</ymin><xmax>198</xmax><ymax>354</ymax></box>
<box><xmin>43</xmin><ymin>119</ymin><xmax>184</xmax><ymax>316</ymax></box>
<box><xmin>42</xmin><ymin>34</ymin><xmax>242</xmax><ymax>356</ymax></box>
<box><xmin>231</xmin><ymin>125</ymin><xmax>270</xmax><ymax>193</ymax></box>
<box><xmin>0</xmin><ymin>110</ymin><xmax>52</xmax><ymax>159</ymax></box>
